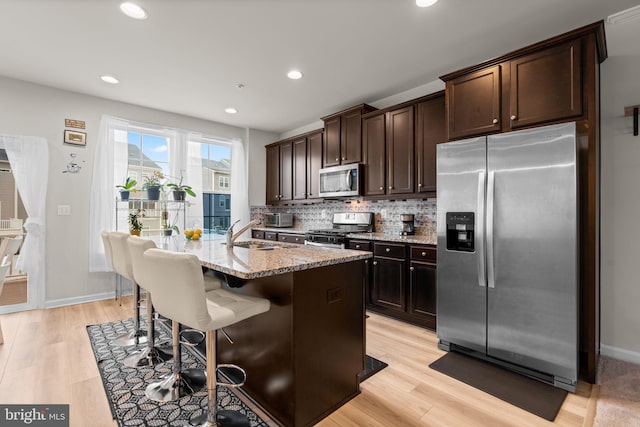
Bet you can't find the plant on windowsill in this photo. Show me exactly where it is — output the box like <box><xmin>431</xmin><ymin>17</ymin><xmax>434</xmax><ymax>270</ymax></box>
<box><xmin>116</xmin><ymin>177</ymin><xmax>137</xmax><ymax>201</ymax></box>
<box><xmin>129</xmin><ymin>209</ymin><xmax>144</xmax><ymax>236</ymax></box>
<box><xmin>142</xmin><ymin>170</ymin><xmax>164</xmax><ymax>201</ymax></box>
<box><xmin>166</xmin><ymin>172</ymin><xmax>195</xmax><ymax>201</ymax></box>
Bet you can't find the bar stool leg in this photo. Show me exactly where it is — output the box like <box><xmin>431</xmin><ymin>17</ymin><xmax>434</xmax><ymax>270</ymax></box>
<box><xmin>145</xmin><ymin>320</ymin><xmax>206</xmax><ymax>402</ymax></box>
<box><xmin>113</xmin><ymin>282</ymin><xmax>148</xmax><ymax>347</ymax></box>
<box><xmin>191</xmin><ymin>330</ymin><xmax>250</xmax><ymax>427</ymax></box>
<box><xmin>123</xmin><ymin>293</ymin><xmax>172</xmax><ymax>368</ymax></box>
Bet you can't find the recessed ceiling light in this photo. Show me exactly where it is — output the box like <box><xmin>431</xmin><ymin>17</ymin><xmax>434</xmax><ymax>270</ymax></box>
<box><xmin>287</xmin><ymin>70</ymin><xmax>303</xmax><ymax>80</ymax></box>
<box><xmin>100</xmin><ymin>75</ymin><xmax>120</xmax><ymax>84</ymax></box>
<box><xmin>120</xmin><ymin>2</ymin><xmax>148</xmax><ymax>20</ymax></box>
<box><xmin>416</xmin><ymin>0</ymin><xmax>438</xmax><ymax>7</ymax></box>
<box><xmin>225</xmin><ymin>108</ymin><xmax>238</xmax><ymax>114</ymax></box>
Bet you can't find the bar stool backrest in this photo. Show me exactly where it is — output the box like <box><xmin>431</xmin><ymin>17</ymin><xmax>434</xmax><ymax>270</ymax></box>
<box><xmin>0</xmin><ymin>235</ymin><xmax>23</xmax><ymax>265</ymax></box>
<box><xmin>108</xmin><ymin>232</ymin><xmax>134</xmax><ymax>281</ymax></box>
<box><xmin>0</xmin><ymin>262</ymin><xmax>11</xmax><ymax>298</ymax></box>
<box><xmin>142</xmin><ymin>248</ymin><xmax>214</xmax><ymax>331</ymax></box>
<box><xmin>127</xmin><ymin>236</ymin><xmax>156</xmax><ymax>293</ymax></box>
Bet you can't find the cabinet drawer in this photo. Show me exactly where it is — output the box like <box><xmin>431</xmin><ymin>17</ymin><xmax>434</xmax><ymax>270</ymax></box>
<box><xmin>277</xmin><ymin>233</ymin><xmax>304</xmax><ymax>244</ymax></box>
<box><xmin>347</xmin><ymin>240</ymin><xmax>371</xmax><ymax>251</ymax></box>
<box><xmin>374</xmin><ymin>242</ymin><xmax>406</xmax><ymax>259</ymax></box>
<box><xmin>251</xmin><ymin>230</ymin><xmax>265</xmax><ymax>240</ymax></box>
<box><xmin>410</xmin><ymin>246</ymin><xmax>436</xmax><ymax>262</ymax></box>
<box><xmin>264</xmin><ymin>232</ymin><xmax>278</xmax><ymax>241</ymax></box>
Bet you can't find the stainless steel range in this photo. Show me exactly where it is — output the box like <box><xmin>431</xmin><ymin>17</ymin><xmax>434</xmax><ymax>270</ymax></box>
<box><xmin>305</xmin><ymin>212</ymin><xmax>374</xmax><ymax>249</ymax></box>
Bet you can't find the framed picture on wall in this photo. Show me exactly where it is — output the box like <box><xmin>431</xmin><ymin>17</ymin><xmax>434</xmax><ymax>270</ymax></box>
<box><xmin>64</xmin><ymin>130</ymin><xmax>86</xmax><ymax>146</ymax></box>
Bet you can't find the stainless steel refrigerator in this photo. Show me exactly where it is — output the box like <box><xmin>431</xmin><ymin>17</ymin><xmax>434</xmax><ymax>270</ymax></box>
<box><xmin>436</xmin><ymin>122</ymin><xmax>578</xmax><ymax>391</ymax></box>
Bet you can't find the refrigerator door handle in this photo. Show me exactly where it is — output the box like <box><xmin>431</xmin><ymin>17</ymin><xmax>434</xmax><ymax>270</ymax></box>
<box><xmin>487</xmin><ymin>171</ymin><xmax>496</xmax><ymax>288</ymax></box>
<box><xmin>477</xmin><ymin>171</ymin><xmax>486</xmax><ymax>287</ymax></box>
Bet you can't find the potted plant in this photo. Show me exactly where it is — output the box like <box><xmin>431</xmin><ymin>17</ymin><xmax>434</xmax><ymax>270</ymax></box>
<box><xmin>143</xmin><ymin>170</ymin><xmax>164</xmax><ymax>201</ymax></box>
<box><xmin>166</xmin><ymin>173</ymin><xmax>196</xmax><ymax>201</ymax></box>
<box><xmin>129</xmin><ymin>209</ymin><xmax>144</xmax><ymax>236</ymax></box>
<box><xmin>116</xmin><ymin>177</ymin><xmax>137</xmax><ymax>201</ymax></box>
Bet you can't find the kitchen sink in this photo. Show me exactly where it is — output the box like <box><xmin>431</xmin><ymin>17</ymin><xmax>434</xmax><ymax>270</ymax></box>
<box><xmin>231</xmin><ymin>241</ymin><xmax>279</xmax><ymax>250</ymax></box>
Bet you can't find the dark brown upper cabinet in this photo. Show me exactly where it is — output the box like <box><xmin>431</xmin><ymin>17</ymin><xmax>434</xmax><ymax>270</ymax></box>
<box><xmin>386</xmin><ymin>106</ymin><xmax>414</xmax><ymax>195</ymax></box>
<box><xmin>446</xmin><ymin>65</ymin><xmax>502</xmax><ymax>140</ymax></box>
<box><xmin>508</xmin><ymin>39</ymin><xmax>582</xmax><ymax>129</ymax></box>
<box><xmin>265</xmin><ymin>141</ymin><xmax>292</xmax><ymax>204</ymax></box>
<box><xmin>443</xmin><ymin>33</ymin><xmax>587</xmax><ymax>140</ymax></box>
<box><xmin>292</xmin><ymin>136</ymin><xmax>307</xmax><ymax>200</ymax></box>
<box><xmin>415</xmin><ymin>93</ymin><xmax>446</xmax><ymax>194</ymax></box>
<box><xmin>266</xmin><ymin>129</ymin><xmax>323</xmax><ymax>205</ymax></box>
<box><xmin>321</xmin><ymin>104</ymin><xmax>376</xmax><ymax>167</ymax></box>
<box><xmin>306</xmin><ymin>130</ymin><xmax>323</xmax><ymax>199</ymax></box>
<box><xmin>362</xmin><ymin>113</ymin><xmax>386</xmax><ymax>196</ymax></box>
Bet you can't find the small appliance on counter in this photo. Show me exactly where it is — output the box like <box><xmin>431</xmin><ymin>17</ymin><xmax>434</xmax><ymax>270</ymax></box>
<box><xmin>264</xmin><ymin>213</ymin><xmax>294</xmax><ymax>228</ymax></box>
<box><xmin>401</xmin><ymin>214</ymin><xmax>415</xmax><ymax>236</ymax></box>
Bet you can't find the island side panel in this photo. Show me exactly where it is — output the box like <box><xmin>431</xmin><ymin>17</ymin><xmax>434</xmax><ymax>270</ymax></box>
<box><xmin>293</xmin><ymin>259</ymin><xmax>366</xmax><ymax>427</ymax></box>
<box><xmin>216</xmin><ymin>273</ymin><xmax>296</xmax><ymax>426</ymax></box>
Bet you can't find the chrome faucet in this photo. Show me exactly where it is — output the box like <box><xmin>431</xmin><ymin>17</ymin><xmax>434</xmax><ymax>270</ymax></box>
<box><xmin>226</xmin><ymin>219</ymin><xmax>260</xmax><ymax>247</ymax></box>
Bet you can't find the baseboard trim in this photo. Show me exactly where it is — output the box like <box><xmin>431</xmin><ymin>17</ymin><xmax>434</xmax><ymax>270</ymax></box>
<box><xmin>600</xmin><ymin>344</ymin><xmax>640</xmax><ymax>365</ymax></box>
<box><xmin>45</xmin><ymin>291</ymin><xmax>131</xmax><ymax>309</ymax></box>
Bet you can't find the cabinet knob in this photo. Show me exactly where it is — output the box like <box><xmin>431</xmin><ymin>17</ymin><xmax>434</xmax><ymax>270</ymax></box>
<box><xmin>356</xmin><ymin>245</ymin><xmax>360</xmax><ymax>249</ymax></box>
<box><xmin>421</xmin><ymin>252</ymin><xmax>426</xmax><ymax>256</ymax></box>
<box><xmin>379</xmin><ymin>187</ymin><xmax>383</xmax><ymax>190</ymax></box>
<box><xmin>342</xmin><ymin>157</ymin><xmax>346</xmax><ymax>160</ymax></box>
<box><xmin>418</xmin><ymin>183</ymin><xmax>422</xmax><ymax>187</ymax></box>
<box><xmin>511</xmin><ymin>115</ymin><xmax>517</xmax><ymax>121</ymax></box>
<box><xmin>492</xmin><ymin>118</ymin><xmax>498</xmax><ymax>124</ymax></box>
<box><xmin>335</xmin><ymin>158</ymin><xmax>339</xmax><ymax>162</ymax></box>
<box><xmin>410</xmin><ymin>266</ymin><xmax>415</xmax><ymax>271</ymax></box>
<box><xmin>373</xmin><ymin>261</ymin><xmax>378</xmax><ymax>266</ymax></box>
<box><xmin>389</xmin><ymin>186</ymin><xmax>393</xmax><ymax>190</ymax></box>
<box><xmin>385</xmin><ymin>248</ymin><xmax>390</xmax><ymax>253</ymax></box>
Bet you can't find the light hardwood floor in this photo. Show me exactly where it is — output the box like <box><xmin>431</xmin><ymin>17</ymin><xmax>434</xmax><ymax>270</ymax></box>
<box><xmin>0</xmin><ymin>298</ymin><xmax>595</xmax><ymax>427</ymax></box>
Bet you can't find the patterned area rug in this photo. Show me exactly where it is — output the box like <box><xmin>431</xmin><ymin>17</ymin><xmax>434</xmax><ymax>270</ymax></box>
<box><xmin>86</xmin><ymin>319</ymin><xmax>269</xmax><ymax>427</ymax></box>
<box><xmin>594</xmin><ymin>356</ymin><xmax>640</xmax><ymax>426</ymax></box>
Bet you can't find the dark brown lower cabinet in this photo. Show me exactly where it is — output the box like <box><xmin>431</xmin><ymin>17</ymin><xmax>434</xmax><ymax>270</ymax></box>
<box><xmin>409</xmin><ymin>260</ymin><xmax>437</xmax><ymax>330</ymax></box>
<box><xmin>350</xmin><ymin>239</ymin><xmax>436</xmax><ymax>330</ymax></box>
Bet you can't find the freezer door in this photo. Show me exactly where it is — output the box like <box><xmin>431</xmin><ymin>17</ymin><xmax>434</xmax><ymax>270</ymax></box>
<box><xmin>486</xmin><ymin>122</ymin><xmax>578</xmax><ymax>385</ymax></box>
<box><xmin>436</xmin><ymin>137</ymin><xmax>487</xmax><ymax>354</ymax></box>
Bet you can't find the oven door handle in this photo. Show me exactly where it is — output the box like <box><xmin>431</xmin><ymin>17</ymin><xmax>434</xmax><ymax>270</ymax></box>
<box><xmin>304</xmin><ymin>240</ymin><xmax>344</xmax><ymax>249</ymax></box>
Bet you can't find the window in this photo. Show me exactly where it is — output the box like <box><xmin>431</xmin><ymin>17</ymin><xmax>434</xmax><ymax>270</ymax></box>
<box><xmin>219</xmin><ymin>198</ymin><xmax>225</xmax><ymax>208</ymax></box>
<box><xmin>219</xmin><ymin>176</ymin><xmax>229</xmax><ymax>189</ymax></box>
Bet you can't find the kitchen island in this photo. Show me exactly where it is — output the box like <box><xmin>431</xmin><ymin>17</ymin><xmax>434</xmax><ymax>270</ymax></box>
<box><xmin>149</xmin><ymin>236</ymin><xmax>372</xmax><ymax>427</ymax></box>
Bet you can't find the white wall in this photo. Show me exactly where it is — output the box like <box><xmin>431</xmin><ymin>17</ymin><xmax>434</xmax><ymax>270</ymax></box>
<box><xmin>600</xmin><ymin>54</ymin><xmax>640</xmax><ymax>362</ymax></box>
<box><xmin>0</xmin><ymin>76</ymin><xmax>250</xmax><ymax>304</ymax></box>
<box><xmin>246</xmin><ymin>129</ymin><xmax>278</xmax><ymax>206</ymax></box>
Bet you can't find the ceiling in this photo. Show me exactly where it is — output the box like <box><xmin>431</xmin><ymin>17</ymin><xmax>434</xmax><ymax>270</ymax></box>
<box><xmin>1</xmin><ymin>0</ymin><xmax>639</xmax><ymax>134</ymax></box>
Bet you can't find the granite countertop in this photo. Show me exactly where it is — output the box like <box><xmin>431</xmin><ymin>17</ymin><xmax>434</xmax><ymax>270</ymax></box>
<box><xmin>147</xmin><ymin>236</ymin><xmax>372</xmax><ymax>280</ymax></box>
<box><xmin>252</xmin><ymin>226</ymin><xmax>437</xmax><ymax>246</ymax></box>
<box><xmin>347</xmin><ymin>232</ymin><xmax>437</xmax><ymax>246</ymax></box>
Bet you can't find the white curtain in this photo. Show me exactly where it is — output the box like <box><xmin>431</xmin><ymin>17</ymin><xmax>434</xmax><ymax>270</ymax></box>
<box><xmin>170</xmin><ymin>131</ymin><xmax>203</xmax><ymax>230</ymax></box>
<box><xmin>230</xmin><ymin>138</ymin><xmax>250</xmax><ymax>226</ymax></box>
<box><xmin>88</xmin><ymin>115</ymin><xmax>129</xmax><ymax>272</ymax></box>
<box><xmin>0</xmin><ymin>134</ymin><xmax>49</xmax><ymax>308</ymax></box>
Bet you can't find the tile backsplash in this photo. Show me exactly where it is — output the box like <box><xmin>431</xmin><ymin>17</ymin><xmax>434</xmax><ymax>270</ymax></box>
<box><xmin>251</xmin><ymin>198</ymin><xmax>437</xmax><ymax>237</ymax></box>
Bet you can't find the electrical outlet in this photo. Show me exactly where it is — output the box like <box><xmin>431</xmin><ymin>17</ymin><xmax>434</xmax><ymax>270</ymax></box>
<box><xmin>57</xmin><ymin>205</ymin><xmax>71</xmax><ymax>216</ymax></box>
<box><xmin>321</xmin><ymin>209</ymin><xmax>327</xmax><ymax>219</ymax></box>
<box><xmin>380</xmin><ymin>209</ymin><xmax>387</xmax><ymax>219</ymax></box>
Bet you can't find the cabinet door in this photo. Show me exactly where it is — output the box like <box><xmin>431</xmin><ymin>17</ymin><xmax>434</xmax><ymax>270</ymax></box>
<box><xmin>266</xmin><ymin>145</ymin><xmax>280</xmax><ymax>204</ymax></box>
<box><xmin>341</xmin><ymin>109</ymin><xmax>363</xmax><ymax>164</ymax></box>
<box><xmin>509</xmin><ymin>39</ymin><xmax>582</xmax><ymax>129</ymax></box>
<box><xmin>323</xmin><ymin>116</ymin><xmax>341</xmax><ymax>167</ymax></box>
<box><xmin>307</xmin><ymin>131</ymin><xmax>323</xmax><ymax>199</ymax></box>
<box><xmin>409</xmin><ymin>261</ymin><xmax>437</xmax><ymax>321</ymax></box>
<box><xmin>362</xmin><ymin>114</ymin><xmax>386</xmax><ymax>196</ymax></box>
<box><xmin>371</xmin><ymin>257</ymin><xmax>406</xmax><ymax>312</ymax></box>
<box><xmin>447</xmin><ymin>65</ymin><xmax>502</xmax><ymax>139</ymax></box>
<box><xmin>387</xmin><ymin>106</ymin><xmax>414</xmax><ymax>195</ymax></box>
<box><xmin>279</xmin><ymin>141</ymin><xmax>293</xmax><ymax>201</ymax></box>
<box><xmin>292</xmin><ymin>137</ymin><xmax>307</xmax><ymax>200</ymax></box>
<box><xmin>416</xmin><ymin>96</ymin><xmax>446</xmax><ymax>193</ymax></box>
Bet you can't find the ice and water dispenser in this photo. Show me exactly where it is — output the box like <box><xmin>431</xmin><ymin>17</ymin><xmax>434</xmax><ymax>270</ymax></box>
<box><xmin>446</xmin><ymin>212</ymin><xmax>475</xmax><ymax>252</ymax></box>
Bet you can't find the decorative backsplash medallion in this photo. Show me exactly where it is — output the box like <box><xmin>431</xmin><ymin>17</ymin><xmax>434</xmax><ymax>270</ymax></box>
<box><xmin>251</xmin><ymin>198</ymin><xmax>437</xmax><ymax>238</ymax></box>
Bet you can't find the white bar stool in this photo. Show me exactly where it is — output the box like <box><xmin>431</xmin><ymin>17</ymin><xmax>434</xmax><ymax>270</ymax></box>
<box><xmin>142</xmin><ymin>248</ymin><xmax>270</xmax><ymax>427</ymax></box>
<box><xmin>107</xmin><ymin>232</ymin><xmax>147</xmax><ymax>347</ymax></box>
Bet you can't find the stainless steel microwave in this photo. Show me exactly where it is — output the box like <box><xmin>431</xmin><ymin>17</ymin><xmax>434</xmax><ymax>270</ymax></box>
<box><xmin>264</xmin><ymin>213</ymin><xmax>293</xmax><ymax>228</ymax></box>
<box><xmin>318</xmin><ymin>163</ymin><xmax>362</xmax><ymax>198</ymax></box>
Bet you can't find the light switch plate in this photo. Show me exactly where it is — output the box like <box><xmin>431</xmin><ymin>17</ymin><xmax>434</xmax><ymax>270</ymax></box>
<box><xmin>57</xmin><ymin>205</ymin><xmax>71</xmax><ymax>216</ymax></box>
